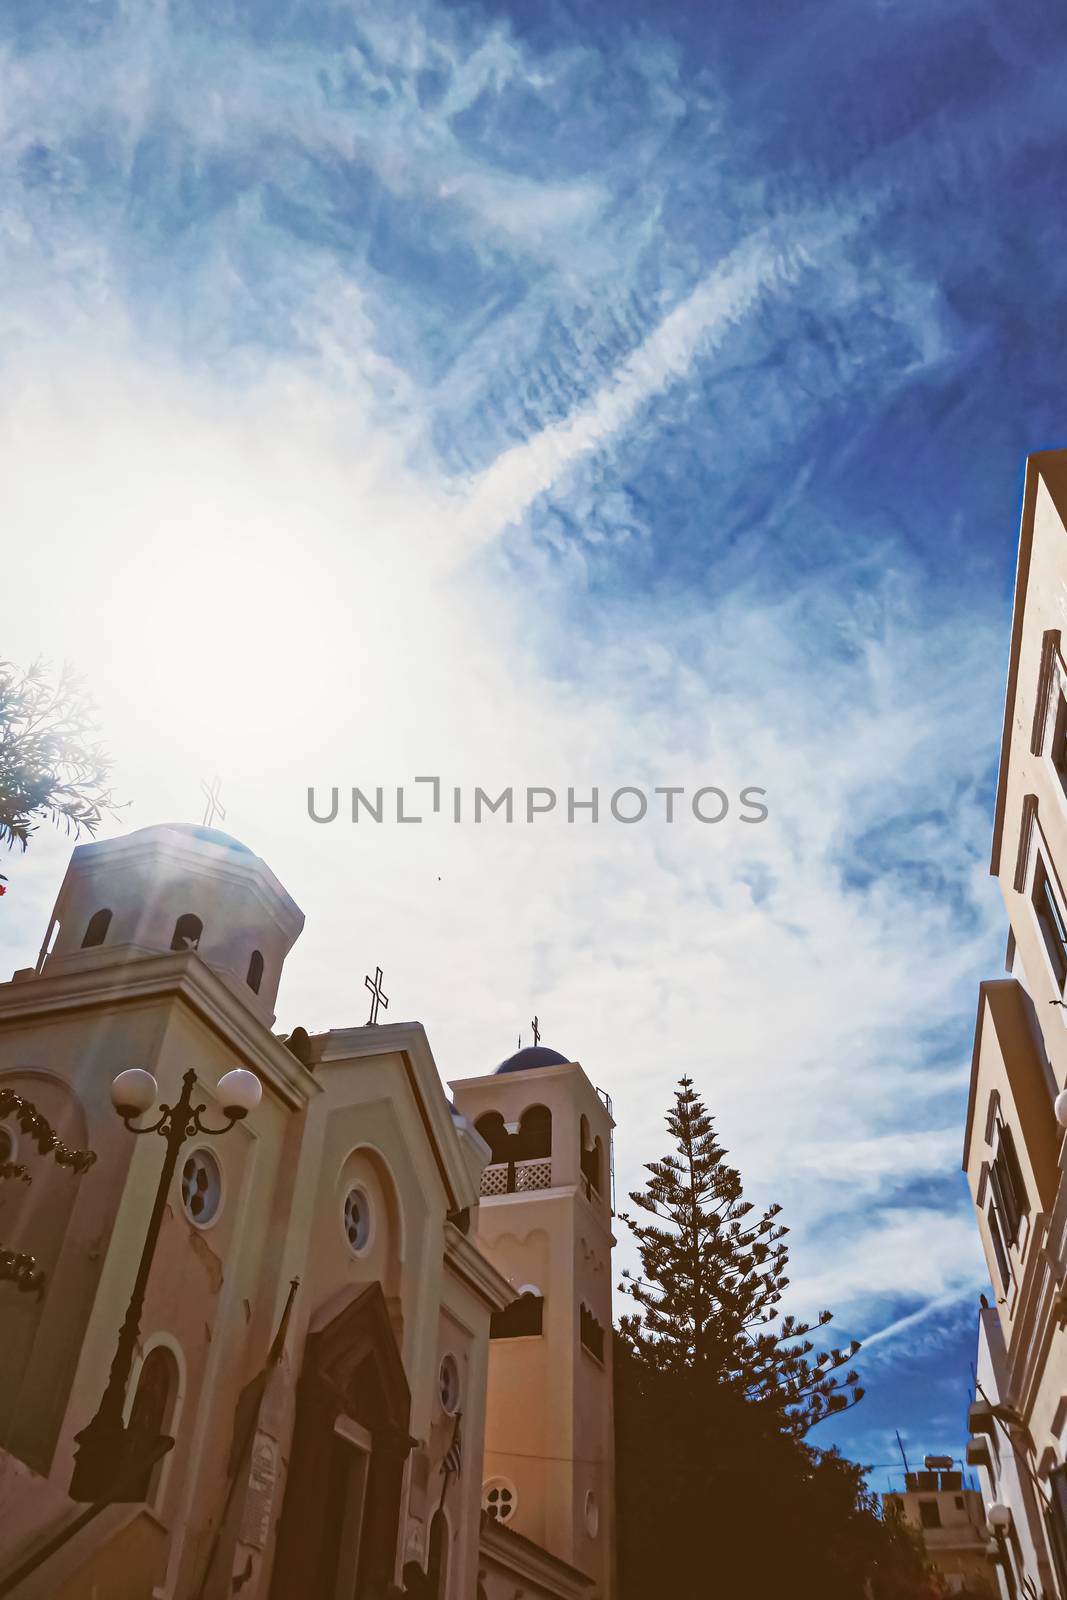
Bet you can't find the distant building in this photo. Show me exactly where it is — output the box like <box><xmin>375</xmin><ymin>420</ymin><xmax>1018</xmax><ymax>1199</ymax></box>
<box><xmin>883</xmin><ymin>1458</ymin><xmax>995</xmax><ymax>1595</ymax></box>
<box><xmin>0</xmin><ymin>822</ymin><xmax>615</xmax><ymax>1599</ymax></box>
<box><xmin>962</xmin><ymin>451</ymin><xmax>1067</xmax><ymax>1599</ymax></box>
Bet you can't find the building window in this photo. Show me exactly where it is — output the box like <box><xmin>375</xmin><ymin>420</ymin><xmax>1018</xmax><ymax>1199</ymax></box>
<box><xmin>990</xmin><ymin>1119</ymin><xmax>1027</xmax><ymax>1248</ymax></box>
<box><xmin>1052</xmin><ymin>694</ymin><xmax>1067</xmax><ymax>794</ymax></box>
<box><xmin>81</xmin><ymin>908</ymin><xmax>112</xmax><ymax>948</ymax></box>
<box><xmin>482</xmin><ymin>1478</ymin><xmax>517</xmax><ymax>1524</ymax></box>
<box><xmin>580</xmin><ymin>1303</ymin><xmax>605</xmax><ymax>1362</ymax></box>
<box><xmin>246</xmin><ymin>950</ymin><xmax>265</xmax><ymax>993</ymax></box>
<box><xmin>987</xmin><ymin>1199</ymin><xmax>1011</xmax><ymax>1292</ymax></box>
<box><xmin>919</xmin><ymin>1500</ymin><xmax>942</xmax><ymax>1530</ymax></box>
<box><xmin>491</xmin><ymin>1290</ymin><xmax>543</xmax><ymax>1340</ymax></box>
<box><xmin>127</xmin><ymin>1346</ymin><xmax>178</xmax><ymax>1503</ymax></box>
<box><xmin>170</xmin><ymin>913</ymin><xmax>203</xmax><ymax>953</ymax></box>
<box><xmin>585</xmin><ymin>1490</ymin><xmax>600</xmax><ymax>1538</ymax></box>
<box><xmin>181</xmin><ymin>1148</ymin><xmax>222</xmax><ymax>1227</ymax></box>
<box><xmin>1033</xmin><ymin>860</ymin><xmax>1067</xmax><ymax>987</ymax></box>
<box><xmin>439</xmin><ymin>1354</ymin><xmax>460</xmax><ymax>1415</ymax></box>
<box><xmin>343</xmin><ymin>1187</ymin><xmax>371</xmax><ymax>1254</ymax></box>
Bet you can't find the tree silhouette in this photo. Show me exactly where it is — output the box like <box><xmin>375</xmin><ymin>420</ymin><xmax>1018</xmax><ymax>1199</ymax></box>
<box><xmin>618</xmin><ymin>1074</ymin><xmax>862</xmax><ymax>1433</ymax></box>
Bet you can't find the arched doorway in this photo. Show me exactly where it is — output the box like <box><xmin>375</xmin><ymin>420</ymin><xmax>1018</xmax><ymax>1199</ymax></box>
<box><xmin>270</xmin><ymin>1283</ymin><xmax>413</xmax><ymax>1600</ymax></box>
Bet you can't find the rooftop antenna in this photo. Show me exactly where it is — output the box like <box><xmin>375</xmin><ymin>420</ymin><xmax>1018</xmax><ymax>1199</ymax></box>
<box><xmin>896</xmin><ymin>1430</ymin><xmax>911</xmax><ymax>1482</ymax></box>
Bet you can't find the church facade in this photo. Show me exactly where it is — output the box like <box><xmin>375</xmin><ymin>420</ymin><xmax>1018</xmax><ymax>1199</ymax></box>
<box><xmin>0</xmin><ymin>822</ymin><xmax>615</xmax><ymax>1600</ymax></box>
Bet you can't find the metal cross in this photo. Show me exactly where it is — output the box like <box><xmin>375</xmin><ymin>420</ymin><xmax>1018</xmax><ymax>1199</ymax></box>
<box><xmin>531</xmin><ymin>1015</ymin><xmax>540</xmax><ymax>1046</ymax></box>
<box><xmin>200</xmin><ymin>776</ymin><xmax>226</xmax><ymax>829</ymax></box>
<box><xmin>365</xmin><ymin>966</ymin><xmax>389</xmax><ymax>1026</ymax></box>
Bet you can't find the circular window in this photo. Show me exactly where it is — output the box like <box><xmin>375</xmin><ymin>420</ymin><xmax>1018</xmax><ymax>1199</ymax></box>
<box><xmin>585</xmin><ymin>1490</ymin><xmax>599</xmax><ymax>1538</ymax></box>
<box><xmin>439</xmin><ymin>1354</ymin><xmax>460</xmax><ymax>1415</ymax></box>
<box><xmin>181</xmin><ymin>1149</ymin><xmax>222</xmax><ymax>1227</ymax></box>
<box><xmin>482</xmin><ymin>1478</ymin><xmax>517</xmax><ymax>1525</ymax></box>
<box><xmin>343</xmin><ymin>1187</ymin><xmax>371</xmax><ymax>1254</ymax></box>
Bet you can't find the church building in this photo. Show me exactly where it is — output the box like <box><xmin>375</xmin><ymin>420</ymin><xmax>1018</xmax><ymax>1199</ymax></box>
<box><xmin>0</xmin><ymin>821</ymin><xmax>616</xmax><ymax>1600</ymax></box>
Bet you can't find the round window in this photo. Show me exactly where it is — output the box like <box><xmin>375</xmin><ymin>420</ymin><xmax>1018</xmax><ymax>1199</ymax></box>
<box><xmin>439</xmin><ymin>1354</ymin><xmax>460</xmax><ymax>1415</ymax></box>
<box><xmin>585</xmin><ymin>1490</ymin><xmax>599</xmax><ymax>1538</ymax></box>
<box><xmin>343</xmin><ymin>1187</ymin><xmax>370</xmax><ymax>1254</ymax></box>
<box><xmin>181</xmin><ymin>1148</ymin><xmax>222</xmax><ymax>1227</ymax></box>
<box><xmin>482</xmin><ymin>1478</ymin><xmax>517</xmax><ymax>1524</ymax></box>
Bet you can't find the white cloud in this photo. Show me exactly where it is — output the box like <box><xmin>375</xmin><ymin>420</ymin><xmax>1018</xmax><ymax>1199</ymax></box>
<box><xmin>0</xmin><ymin>0</ymin><xmax>1001</xmax><ymax>1368</ymax></box>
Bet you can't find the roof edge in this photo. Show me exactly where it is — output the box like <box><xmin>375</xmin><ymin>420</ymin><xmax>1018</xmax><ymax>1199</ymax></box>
<box><xmin>991</xmin><ymin>451</ymin><xmax>1067</xmax><ymax>877</ymax></box>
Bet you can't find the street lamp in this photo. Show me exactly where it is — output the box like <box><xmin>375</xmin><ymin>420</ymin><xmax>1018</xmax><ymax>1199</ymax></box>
<box><xmin>1054</xmin><ymin>1089</ymin><xmax>1067</xmax><ymax>1128</ymax></box>
<box><xmin>986</xmin><ymin>1503</ymin><xmax>1017</xmax><ymax>1600</ymax></box>
<box><xmin>69</xmin><ymin>1065</ymin><xmax>261</xmax><ymax>1502</ymax></box>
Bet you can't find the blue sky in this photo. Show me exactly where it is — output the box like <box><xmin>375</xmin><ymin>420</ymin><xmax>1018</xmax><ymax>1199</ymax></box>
<box><xmin>2</xmin><ymin>0</ymin><xmax>1066</xmax><ymax>1477</ymax></box>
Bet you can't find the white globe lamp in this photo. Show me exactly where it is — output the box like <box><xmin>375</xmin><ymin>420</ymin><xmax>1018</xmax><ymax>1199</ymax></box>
<box><xmin>110</xmin><ymin>1069</ymin><xmax>158</xmax><ymax>1118</ymax></box>
<box><xmin>987</xmin><ymin>1502</ymin><xmax>1012</xmax><ymax>1533</ymax></box>
<box><xmin>217</xmin><ymin>1069</ymin><xmax>262</xmax><ymax>1119</ymax></box>
<box><xmin>1054</xmin><ymin>1089</ymin><xmax>1067</xmax><ymax>1128</ymax></box>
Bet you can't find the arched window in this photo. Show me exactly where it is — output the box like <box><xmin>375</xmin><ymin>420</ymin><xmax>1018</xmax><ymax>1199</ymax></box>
<box><xmin>170</xmin><ymin>914</ymin><xmax>202</xmax><ymax>952</ymax></box>
<box><xmin>491</xmin><ymin>1289</ymin><xmax>544</xmax><ymax>1340</ymax></box>
<box><xmin>580</xmin><ymin>1303</ymin><xmax>605</xmax><ymax>1362</ymax></box>
<box><xmin>474</xmin><ymin>1112</ymin><xmax>510</xmax><ymax>1164</ymax></box>
<box><xmin>81</xmin><ymin>909</ymin><xmax>112</xmax><ymax>949</ymax></box>
<box><xmin>580</xmin><ymin>1117</ymin><xmax>601</xmax><ymax>1195</ymax></box>
<box><xmin>127</xmin><ymin>1345</ymin><xmax>178</xmax><ymax>1502</ymax></box>
<box><xmin>513</xmin><ymin>1104</ymin><xmax>551</xmax><ymax>1161</ymax></box>
<box><xmin>246</xmin><ymin>949</ymin><xmax>264</xmax><ymax>993</ymax></box>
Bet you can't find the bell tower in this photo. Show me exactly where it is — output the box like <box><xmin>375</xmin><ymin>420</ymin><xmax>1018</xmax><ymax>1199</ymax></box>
<box><xmin>450</xmin><ymin>1045</ymin><xmax>615</xmax><ymax>1597</ymax></box>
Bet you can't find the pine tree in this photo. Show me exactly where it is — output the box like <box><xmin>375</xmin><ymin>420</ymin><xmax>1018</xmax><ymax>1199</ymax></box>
<box><xmin>0</xmin><ymin>657</ymin><xmax>120</xmax><ymax>883</ymax></box>
<box><xmin>618</xmin><ymin>1075</ymin><xmax>863</xmax><ymax>1433</ymax></box>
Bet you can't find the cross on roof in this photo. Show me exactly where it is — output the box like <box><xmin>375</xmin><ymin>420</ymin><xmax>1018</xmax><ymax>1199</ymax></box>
<box><xmin>531</xmin><ymin>1015</ymin><xmax>540</xmax><ymax>1046</ymax></box>
<box><xmin>365</xmin><ymin>965</ymin><xmax>389</xmax><ymax>1026</ymax></box>
<box><xmin>200</xmin><ymin>776</ymin><xmax>226</xmax><ymax>829</ymax></box>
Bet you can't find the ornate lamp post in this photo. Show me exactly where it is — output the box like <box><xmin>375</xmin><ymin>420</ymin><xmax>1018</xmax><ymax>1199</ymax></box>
<box><xmin>69</xmin><ymin>1065</ymin><xmax>261</xmax><ymax>1502</ymax></box>
<box><xmin>986</xmin><ymin>1502</ymin><xmax>1017</xmax><ymax>1600</ymax></box>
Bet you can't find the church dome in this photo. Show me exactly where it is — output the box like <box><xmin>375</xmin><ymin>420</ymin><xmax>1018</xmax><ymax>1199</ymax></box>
<box><xmin>494</xmin><ymin>1045</ymin><xmax>570</xmax><ymax>1075</ymax></box>
<box><xmin>132</xmin><ymin>823</ymin><xmax>253</xmax><ymax>855</ymax></box>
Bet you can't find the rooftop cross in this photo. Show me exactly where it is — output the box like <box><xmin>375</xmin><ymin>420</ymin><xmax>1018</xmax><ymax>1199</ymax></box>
<box><xmin>531</xmin><ymin>1015</ymin><xmax>540</xmax><ymax>1047</ymax></box>
<box><xmin>365</xmin><ymin>965</ymin><xmax>389</xmax><ymax>1026</ymax></box>
<box><xmin>200</xmin><ymin>776</ymin><xmax>226</xmax><ymax>829</ymax></box>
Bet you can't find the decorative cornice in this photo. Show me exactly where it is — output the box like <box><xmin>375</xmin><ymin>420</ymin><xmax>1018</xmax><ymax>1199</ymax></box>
<box><xmin>0</xmin><ymin>950</ymin><xmax>316</xmax><ymax>1109</ymax></box>
<box><xmin>479</xmin><ymin>1514</ymin><xmax>594</xmax><ymax>1596</ymax></box>
<box><xmin>443</xmin><ymin>1223</ymin><xmax>515</xmax><ymax>1313</ymax></box>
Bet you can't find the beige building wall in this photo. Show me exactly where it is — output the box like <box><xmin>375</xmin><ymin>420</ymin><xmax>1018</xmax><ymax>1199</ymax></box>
<box><xmin>884</xmin><ymin>1480</ymin><xmax>996</xmax><ymax>1595</ymax></box>
<box><xmin>963</xmin><ymin>452</ymin><xmax>1067</xmax><ymax>1599</ymax></box>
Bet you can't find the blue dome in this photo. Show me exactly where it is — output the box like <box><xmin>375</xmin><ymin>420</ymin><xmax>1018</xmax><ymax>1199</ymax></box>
<box><xmin>494</xmin><ymin>1045</ymin><xmax>570</xmax><ymax>1075</ymax></box>
<box><xmin>138</xmin><ymin>823</ymin><xmax>253</xmax><ymax>855</ymax></box>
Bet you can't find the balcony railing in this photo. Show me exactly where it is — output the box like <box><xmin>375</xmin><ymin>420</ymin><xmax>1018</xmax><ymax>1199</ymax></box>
<box><xmin>480</xmin><ymin>1158</ymin><xmax>552</xmax><ymax>1197</ymax></box>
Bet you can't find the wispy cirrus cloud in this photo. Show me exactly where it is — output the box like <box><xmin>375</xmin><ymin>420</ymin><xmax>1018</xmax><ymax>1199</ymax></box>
<box><xmin>2</xmin><ymin>0</ymin><xmax>1066</xmax><ymax>1467</ymax></box>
